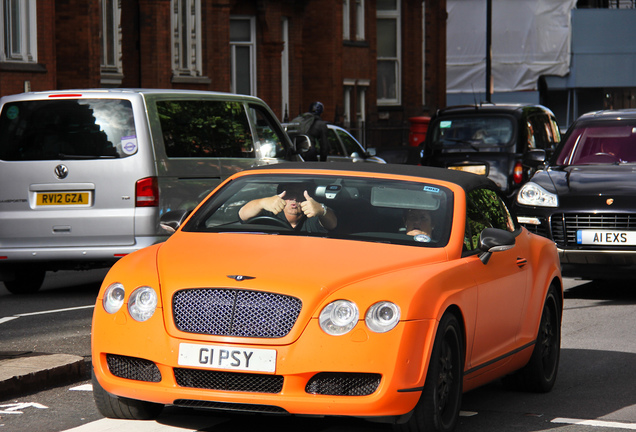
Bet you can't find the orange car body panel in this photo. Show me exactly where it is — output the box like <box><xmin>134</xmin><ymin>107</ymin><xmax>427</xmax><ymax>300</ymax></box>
<box><xmin>91</xmin><ymin>166</ymin><xmax>562</xmax><ymax>419</ymax></box>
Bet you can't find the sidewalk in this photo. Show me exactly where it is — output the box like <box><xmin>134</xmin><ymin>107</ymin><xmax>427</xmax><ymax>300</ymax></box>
<box><xmin>0</xmin><ymin>351</ymin><xmax>87</xmax><ymax>399</ymax></box>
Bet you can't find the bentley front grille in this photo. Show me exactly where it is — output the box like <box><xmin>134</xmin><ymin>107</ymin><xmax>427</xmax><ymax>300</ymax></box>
<box><xmin>173</xmin><ymin>288</ymin><xmax>302</xmax><ymax>338</ymax></box>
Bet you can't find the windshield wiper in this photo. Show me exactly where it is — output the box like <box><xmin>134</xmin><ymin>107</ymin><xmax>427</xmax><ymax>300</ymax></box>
<box><xmin>58</xmin><ymin>153</ymin><xmax>118</xmax><ymax>160</ymax></box>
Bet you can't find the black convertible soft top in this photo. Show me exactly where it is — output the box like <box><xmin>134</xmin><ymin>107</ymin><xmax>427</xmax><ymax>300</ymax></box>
<box><xmin>245</xmin><ymin>162</ymin><xmax>497</xmax><ymax>192</ymax></box>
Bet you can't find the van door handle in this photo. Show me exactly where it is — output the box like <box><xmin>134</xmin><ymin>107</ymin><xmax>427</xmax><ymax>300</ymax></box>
<box><xmin>516</xmin><ymin>257</ymin><xmax>527</xmax><ymax>268</ymax></box>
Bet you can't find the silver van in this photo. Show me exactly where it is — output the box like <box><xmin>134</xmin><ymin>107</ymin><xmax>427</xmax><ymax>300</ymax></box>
<box><xmin>0</xmin><ymin>89</ymin><xmax>300</xmax><ymax>294</ymax></box>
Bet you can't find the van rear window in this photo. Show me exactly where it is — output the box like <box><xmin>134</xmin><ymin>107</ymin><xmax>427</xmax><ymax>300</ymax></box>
<box><xmin>0</xmin><ymin>99</ymin><xmax>137</xmax><ymax>161</ymax></box>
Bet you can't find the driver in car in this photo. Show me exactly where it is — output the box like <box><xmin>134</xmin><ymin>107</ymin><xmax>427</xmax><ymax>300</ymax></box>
<box><xmin>238</xmin><ymin>183</ymin><xmax>337</xmax><ymax>232</ymax></box>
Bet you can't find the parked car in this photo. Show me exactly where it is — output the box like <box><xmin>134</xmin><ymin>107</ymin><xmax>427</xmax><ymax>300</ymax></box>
<box><xmin>92</xmin><ymin>162</ymin><xmax>562</xmax><ymax>432</ymax></box>
<box><xmin>421</xmin><ymin>103</ymin><xmax>561</xmax><ymax>197</ymax></box>
<box><xmin>514</xmin><ymin>108</ymin><xmax>636</xmax><ymax>279</ymax></box>
<box><xmin>0</xmin><ymin>89</ymin><xmax>302</xmax><ymax>294</ymax></box>
<box><xmin>284</xmin><ymin>123</ymin><xmax>386</xmax><ymax>163</ymax></box>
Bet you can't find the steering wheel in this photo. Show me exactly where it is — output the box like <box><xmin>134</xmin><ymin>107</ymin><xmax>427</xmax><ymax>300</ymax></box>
<box><xmin>245</xmin><ymin>215</ymin><xmax>292</xmax><ymax>229</ymax></box>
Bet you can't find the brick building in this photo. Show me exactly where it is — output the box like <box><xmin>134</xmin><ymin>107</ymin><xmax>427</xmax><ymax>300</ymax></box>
<box><xmin>0</xmin><ymin>0</ymin><xmax>446</xmax><ymax>148</ymax></box>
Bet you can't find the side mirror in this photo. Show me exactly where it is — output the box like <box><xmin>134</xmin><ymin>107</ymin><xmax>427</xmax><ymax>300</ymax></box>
<box><xmin>293</xmin><ymin>135</ymin><xmax>312</xmax><ymax>154</ymax></box>
<box><xmin>524</xmin><ymin>149</ymin><xmax>546</xmax><ymax>168</ymax></box>
<box><xmin>159</xmin><ymin>209</ymin><xmax>192</xmax><ymax>233</ymax></box>
<box><xmin>478</xmin><ymin>228</ymin><xmax>516</xmax><ymax>264</ymax></box>
<box><xmin>366</xmin><ymin>147</ymin><xmax>377</xmax><ymax>156</ymax></box>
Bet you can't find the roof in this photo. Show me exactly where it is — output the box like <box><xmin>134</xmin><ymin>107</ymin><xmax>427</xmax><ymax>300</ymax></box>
<box><xmin>243</xmin><ymin>162</ymin><xmax>497</xmax><ymax>191</ymax></box>
<box><xmin>435</xmin><ymin>103</ymin><xmax>554</xmax><ymax>118</ymax></box>
<box><xmin>575</xmin><ymin>108</ymin><xmax>636</xmax><ymax>122</ymax></box>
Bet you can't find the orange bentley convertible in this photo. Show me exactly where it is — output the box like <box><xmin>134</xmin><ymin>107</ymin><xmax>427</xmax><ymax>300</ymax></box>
<box><xmin>91</xmin><ymin>163</ymin><xmax>562</xmax><ymax>432</ymax></box>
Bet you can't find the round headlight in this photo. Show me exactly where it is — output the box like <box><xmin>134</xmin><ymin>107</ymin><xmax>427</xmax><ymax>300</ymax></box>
<box><xmin>319</xmin><ymin>300</ymin><xmax>359</xmax><ymax>336</ymax></box>
<box><xmin>128</xmin><ymin>286</ymin><xmax>158</xmax><ymax>322</ymax></box>
<box><xmin>366</xmin><ymin>301</ymin><xmax>401</xmax><ymax>333</ymax></box>
<box><xmin>103</xmin><ymin>283</ymin><xmax>125</xmax><ymax>314</ymax></box>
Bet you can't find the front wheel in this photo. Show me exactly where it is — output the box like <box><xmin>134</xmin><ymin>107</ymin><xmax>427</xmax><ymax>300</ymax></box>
<box><xmin>92</xmin><ymin>369</ymin><xmax>163</xmax><ymax>420</ymax></box>
<box><xmin>397</xmin><ymin>313</ymin><xmax>464</xmax><ymax>432</ymax></box>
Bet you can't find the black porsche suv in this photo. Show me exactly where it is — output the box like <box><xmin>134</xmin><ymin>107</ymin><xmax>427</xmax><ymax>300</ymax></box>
<box><xmin>421</xmin><ymin>103</ymin><xmax>561</xmax><ymax>198</ymax></box>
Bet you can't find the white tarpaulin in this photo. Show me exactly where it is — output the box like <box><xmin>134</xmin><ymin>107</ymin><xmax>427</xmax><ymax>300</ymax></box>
<box><xmin>447</xmin><ymin>0</ymin><xmax>577</xmax><ymax>93</ymax></box>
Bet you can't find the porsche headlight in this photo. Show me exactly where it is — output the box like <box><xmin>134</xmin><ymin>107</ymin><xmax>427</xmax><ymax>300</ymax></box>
<box><xmin>516</xmin><ymin>182</ymin><xmax>558</xmax><ymax>207</ymax></box>
<box><xmin>103</xmin><ymin>283</ymin><xmax>125</xmax><ymax>314</ymax></box>
<box><xmin>319</xmin><ymin>300</ymin><xmax>359</xmax><ymax>336</ymax></box>
<box><xmin>128</xmin><ymin>286</ymin><xmax>158</xmax><ymax>322</ymax></box>
<box><xmin>365</xmin><ymin>301</ymin><xmax>401</xmax><ymax>333</ymax></box>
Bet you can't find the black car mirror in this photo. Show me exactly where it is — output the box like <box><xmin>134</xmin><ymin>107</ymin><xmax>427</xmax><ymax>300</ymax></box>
<box><xmin>293</xmin><ymin>135</ymin><xmax>312</xmax><ymax>154</ymax></box>
<box><xmin>524</xmin><ymin>149</ymin><xmax>547</xmax><ymax>168</ymax></box>
<box><xmin>478</xmin><ymin>227</ymin><xmax>516</xmax><ymax>264</ymax></box>
<box><xmin>159</xmin><ymin>209</ymin><xmax>192</xmax><ymax>233</ymax></box>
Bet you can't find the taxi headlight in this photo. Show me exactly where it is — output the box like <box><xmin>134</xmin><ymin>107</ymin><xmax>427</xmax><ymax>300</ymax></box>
<box><xmin>516</xmin><ymin>182</ymin><xmax>558</xmax><ymax>207</ymax></box>
<box><xmin>103</xmin><ymin>283</ymin><xmax>125</xmax><ymax>314</ymax></box>
<box><xmin>365</xmin><ymin>301</ymin><xmax>400</xmax><ymax>333</ymax></box>
<box><xmin>128</xmin><ymin>286</ymin><xmax>158</xmax><ymax>322</ymax></box>
<box><xmin>319</xmin><ymin>300</ymin><xmax>359</xmax><ymax>336</ymax></box>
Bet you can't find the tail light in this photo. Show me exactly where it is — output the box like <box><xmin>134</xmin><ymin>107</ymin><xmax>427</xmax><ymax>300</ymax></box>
<box><xmin>136</xmin><ymin>177</ymin><xmax>159</xmax><ymax>207</ymax></box>
<box><xmin>513</xmin><ymin>161</ymin><xmax>524</xmax><ymax>184</ymax></box>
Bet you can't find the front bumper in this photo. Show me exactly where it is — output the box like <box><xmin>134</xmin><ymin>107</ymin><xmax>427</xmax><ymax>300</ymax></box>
<box><xmin>92</xmin><ymin>305</ymin><xmax>436</xmax><ymax>419</ymax></box>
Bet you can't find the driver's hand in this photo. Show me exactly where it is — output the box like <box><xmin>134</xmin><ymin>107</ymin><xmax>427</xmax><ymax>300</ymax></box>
<box><xmin>261</xmin><ymin>192</ymin><xmax>286</xmax><ymax>215</ymax></box>
<box><xmin>301</xmin><ymin>191</ymin><xmax>322</xmax><ymax>218</ymax></box>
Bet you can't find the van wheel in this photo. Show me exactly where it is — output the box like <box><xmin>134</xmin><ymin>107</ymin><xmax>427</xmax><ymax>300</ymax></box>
<box><xmin>396</xmin><ymin>313</ymin><xmax>464</xmax><ymax>432</ymax></box>
<box><xmin>3</xmin><ymin>269</ymin><xmax>45</xmax><ymax>294</ymax></box>
<box><xmin>92</xmin><ymin>369</ymin><xmax>163</xmax><ymax>420</ymax></box>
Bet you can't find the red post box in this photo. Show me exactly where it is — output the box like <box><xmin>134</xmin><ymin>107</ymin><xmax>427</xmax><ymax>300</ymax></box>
<box><xmin>408</xmin><ymin>116</ymin><xmax>430</xmax><ymax>147</ymax></box>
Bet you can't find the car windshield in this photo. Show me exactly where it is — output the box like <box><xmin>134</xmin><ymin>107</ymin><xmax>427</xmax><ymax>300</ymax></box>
<box><xmin>183</xmin><ymin>173</ymin><xmax>454</xmax><ymax>247</ymax></box>
<box><xmin>555</xmin><ymin>123</ymin><xmax>636</xmax><ymax>165</ymax></box>
<box><xmin>0</xmin><ymin>99</ymin><xmax>137</xmax><ymax>161</ymax></box>
<box><xmin>430</xmin><ymin>115</ymin><xmax>514</xmax><ymax>150</ymax></box>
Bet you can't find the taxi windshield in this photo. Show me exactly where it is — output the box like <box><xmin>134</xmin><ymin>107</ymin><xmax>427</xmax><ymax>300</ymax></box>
<box><xmin>183</xmin><ymin>173</ymin><xmax>454</xmax><ymax>247</ymax></box>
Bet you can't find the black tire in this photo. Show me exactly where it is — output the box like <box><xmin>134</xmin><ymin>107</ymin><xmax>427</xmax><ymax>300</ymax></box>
<box><xmin>397</xmin><ymin>313</ymin><xmax>464</xmax><ymax>432</ymax></box>
<box><xmin>504</xmin><ymin>285</ymin><xmax>561</xmax><ymax>393</ymax></box>
<box><xmin>3</xmin><ymin>268</ymin><xmax>45</xmax><ymax>294</ymax></box>
<box><xmin>92</xmin><ymin>369</ymin><xmax>163</xmax><ymax>420</ymax></box>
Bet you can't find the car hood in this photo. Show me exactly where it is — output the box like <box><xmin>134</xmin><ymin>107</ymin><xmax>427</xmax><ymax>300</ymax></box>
<box><xmin>156</xmin><ymin>232</ymin><xmax>449</xmax><ymax>343</ymax></box>
<box><xmin>542</xmin><ymin>165</ymin><xmax>636</xmax><ymax>197</ymax></box>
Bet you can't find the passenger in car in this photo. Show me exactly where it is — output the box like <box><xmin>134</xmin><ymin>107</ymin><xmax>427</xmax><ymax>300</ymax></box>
<box><xmin>238</xmin><ymin>183</ymin><xmax>337</xmax><ymax>232</ymax></box>
<box><xmin>402</xmin><ymin>208</ymin><xmax>434</xmax><ymax>240</ymax></box>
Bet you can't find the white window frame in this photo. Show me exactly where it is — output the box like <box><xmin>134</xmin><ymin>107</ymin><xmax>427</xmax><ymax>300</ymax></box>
<box><xmin>100</xmin><ymin>0</ymin><xmax>123</xmax><ymax>83</ymax></box>
<box><xmin>171</xmin><ymin>0</ymin><xmax>203</xmax><ymax>77</ymax></box>
<box><xmin>1</xmin><ymin>0</ymin><xmax>37</xmax><ymax>63</ymax></box>
<box><xmin>343</xmin><ymin>0</ymin><xmax>351</xmax><ymax>40</ymax></box>
<box><xmin>230</xmin><ymin>16</ymin><xmax>257</xmax><ymax>96</ymax></box>
<box><xmin>377</xmin><ymin>1</ymin><xmax>401</xmax><ymax>106</ymax></box>
<box><xmin>355</xmin><ymin>0</ymin><xmax>365</xmax><ymax>41</ymax></box>
<box><xmin>281</xmin><ymin>17</ymin><xmax>290</xmax><ymax>120</ymax></box>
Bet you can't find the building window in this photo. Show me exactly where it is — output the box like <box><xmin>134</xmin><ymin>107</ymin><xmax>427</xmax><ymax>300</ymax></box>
<box><xmin>355</xmin><ymin>0</ymin><xmax>365</xmax><ymax>41</ymax></box>
<box><xmin>1</xmin><ymin>0</ymin><xmax>37</xmax><ymax>63</ymax></box>
<box><xmin>343</xmin><ymin>0</ymin><xmax>365</xmax><ymax>41</ymax></box>
<box><xmin>230</xmin><ymin>16</ymin><xmax>257</xmax><ymax>96</ymax></box>
<box><xmin>281</xmin><ymin>17</ymin><xmax>290</xmax><ymax>121</ymax></box>
<box><xmin>343</xmin><ymin>0</ymin><xmax>351</xmax><ymax>40</ymax></box>
<box><xmin>377</xmin><ymin>0</ymin><xmax>401</xmax><ymax>105</ymax></box>
<box><xmin>100</xmin><ymin>0</ymin><xmax>123</xmax><ymax>85</ymax></box>
<box><xmin>172</xmin><ymin>0</ymin><xmax>202</xmax><ymax>78</ymax></box>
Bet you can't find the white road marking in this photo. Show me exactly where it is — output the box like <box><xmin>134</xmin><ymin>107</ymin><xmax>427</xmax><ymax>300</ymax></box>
<box><xmin>553</xmin><ymin>418</ymin><xmax>636</xmax><ymax>430</ymax></box>
<box><xmin>69</xmin><ymin>384</ymin><xmax>93</xmax><ymax>391</ymax></box>
<box><xmin>0</xmin><ymin>402</ymin><xmax>48</xmax><ymax>414</ymax></box>
<box><xmin>0</xmin><ymin>305</ymin><xmax>94</xmax><ymax>325</ymax></box>
<box><xmin>62</xmin><ymin>418</ymin><xmax>209</xmax><ymax>431</ymax></box>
